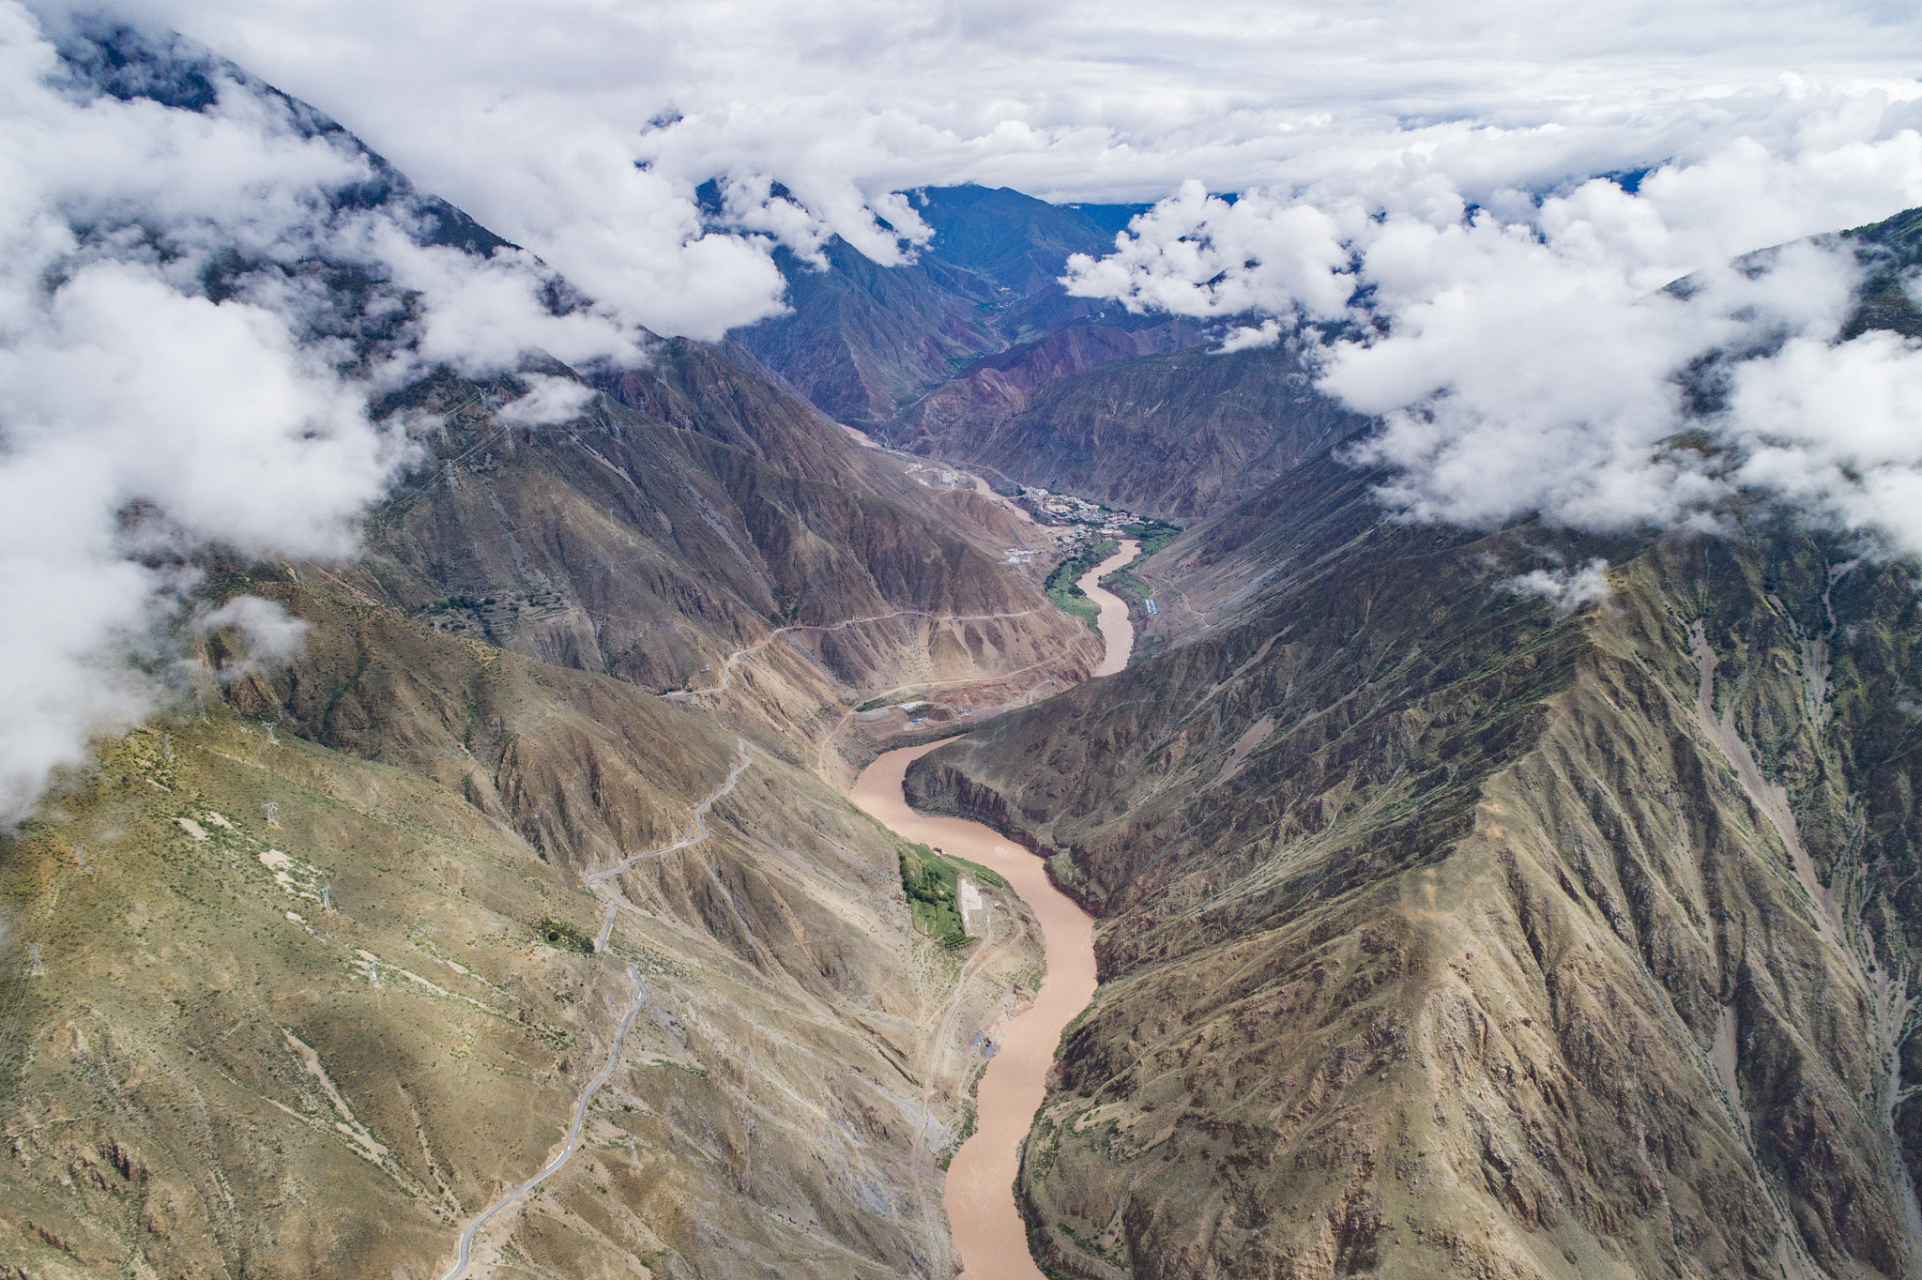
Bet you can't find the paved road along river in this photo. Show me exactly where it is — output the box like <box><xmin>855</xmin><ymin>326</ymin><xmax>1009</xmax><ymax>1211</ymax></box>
<box><xmin>849</xmin><ymin>539</ymin><xmax>1137</xmax><ymax>1280</ymax></box>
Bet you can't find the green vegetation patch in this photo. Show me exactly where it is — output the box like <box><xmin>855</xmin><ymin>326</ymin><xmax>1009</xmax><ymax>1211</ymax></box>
<box><xmin>1045</xmin><ymin>538</ymin><xmax>1119</xmax><ymax>631</ymax></box>
<box><xmin>898</xmin><ymin>842</ymin><xmax>980</xmax><ymax>949</ymax></box>
<box><xmin>1120</xmin><ymin>518</ymin><xmax>1182</xmax><ymax>558</ymax></box>
<box><xmin>856</xmin><ymin>691</ymin><xmax>925</xmax><ymax>712</ymax></box>
<box><xmin>535</xmin><ymin>916</ymin><xmax>595</xmax><ymax>954</ymax></box>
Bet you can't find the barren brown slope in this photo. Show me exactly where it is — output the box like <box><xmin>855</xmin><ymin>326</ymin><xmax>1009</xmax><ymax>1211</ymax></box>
<box><xmin>0</xmin><ymin>577</ymin><xmax>1044</xmax><ymax>1280</ymax></box>
<box><xmin>350</xmin><ymin>358</ymin><xmax>1096</xmax><ymax>764</ymax></box>
<box><xmin>888</xmin><ymin>342</ymin><xmax>1367</xmax><ymax>519</ymax></box>
<box><xmin>906</xmin><ymin>464</ymin><xmax>1922</xmax><ymax>1280</ymax></box>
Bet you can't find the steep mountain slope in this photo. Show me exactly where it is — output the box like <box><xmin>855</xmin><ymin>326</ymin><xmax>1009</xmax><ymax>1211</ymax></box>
<box><xmin>910</xmin><ymin>469</ymin><xmax>1922</xmax><ymax>1279</ymax></box>
<box><xmin>352</xmin><ymin>352</ymin><xmax>1099</xmax><ymax>762</ymax></box>
<box><xmin>900</xmin><ymin>209</ymin><xmax>1922</xmax><ymax>1278</ymax></box>
<box><xmin>723</xmin><ymin>236</ymin><xmax>1004</xmax><ymax>431</ymax></box>
<box><xmin>890</xmin><ymin>340</ymin><xmax>1367</xmax><ymax>517</ymax></box>
<box><xmin>49</xmin><ymin>24</ymin><xmax>1099</xmax><ymax>760</ymax></box>
<box><xmin>0</xmin><ymin>584</ymin><xmax>1046</xmax><ymax>1280</ymax></box>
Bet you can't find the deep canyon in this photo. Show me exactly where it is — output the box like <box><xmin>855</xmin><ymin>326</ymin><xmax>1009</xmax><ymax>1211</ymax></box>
<box><xmin>6</xmin><ymin>23</ymin><xmax>1922</xmax><ymax>1280</ymax></box>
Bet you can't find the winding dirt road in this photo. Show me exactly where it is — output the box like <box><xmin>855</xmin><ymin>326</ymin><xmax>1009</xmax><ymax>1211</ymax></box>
<box><xmin>662</xmin><ymin>609</ymin><xmax>1045</xmax><ymax>700</ymax></box>
<box><xmin>438</xmin><ymin>976</ymin><xmax>648</xmax><ymax>1280</ymax></box>
<box><xmin>587</xmin><ymin>738</ymin><xmax>752</xmax><ymax>950</ymax></box>
<box><xmin>439</xmin><ymin>741</ymin><xmax>753</xmax><ymax>1280</ymax></box>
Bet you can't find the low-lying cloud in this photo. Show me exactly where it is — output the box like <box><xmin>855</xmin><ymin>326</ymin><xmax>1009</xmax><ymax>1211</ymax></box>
<box><xmin>1504</xmin><ymin>560</ymin><xmax>1614</xmax><ymax>613</ymax></box>
<box><xmin>1064</xmin><ymin>129</ymin><xmax>1922</xmax><ymax>560</ymax></box>
<box><xmin>39</xmin><ymin>0</ymin><xmax>1921</xmax><ymax>347</ymax></box>
<box><xmin>0</xmin><ymin>5</ymin><xmax>667</xmax><ymax>822</ymax></box>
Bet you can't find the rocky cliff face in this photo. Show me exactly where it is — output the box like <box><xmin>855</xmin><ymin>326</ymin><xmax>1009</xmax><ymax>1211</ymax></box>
<box><xmin>907</xmin><ymin>452</ymin><xmax>1922</xmax><ymax>1278</ymax></box>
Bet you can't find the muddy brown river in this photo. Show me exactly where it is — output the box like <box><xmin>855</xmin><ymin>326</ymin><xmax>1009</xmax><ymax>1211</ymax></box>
<box><xmin>849</xmin><ymin>539</ymin><xmax>1137</xmax><ymax>1279</ymax></box>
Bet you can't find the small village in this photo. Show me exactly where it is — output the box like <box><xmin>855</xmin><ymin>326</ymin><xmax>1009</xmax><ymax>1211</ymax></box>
<box><xmin>1008</xmin><ymin>486</ymin><xmax>1139</xmax><ymax>560</ymax></box>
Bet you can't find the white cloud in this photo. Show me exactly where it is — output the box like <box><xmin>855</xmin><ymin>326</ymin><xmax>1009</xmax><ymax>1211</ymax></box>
<box><xmin>1726</xmin><ymin>330</ymin><xmax>1922</xmax><ymax>556</ymax></box>
<box><xmin>1216</xmin><ymin>318</ymin><xmax>1285</xmax><ymax>353</ymax></box>
<box><xmin>1067</xmin><ymin>182</ymin><xmax>1353</xmax><ymax>321</ymax></box>
<box><xmin>1504</xmin><ymin>559</ymin><xmax>1612</xmax><ymax>612</ymax></box>
<box><xmin>0</xmin><ymin>5</ymin><xmax>673</xmax><ymax>821</ymax></box>
<box><xmin>191</xmin><ymin>594</ymin><xmax>311</xmax><ymax>679</ymax></box>
<box><xmin>497</xmin><ymin>371</ymin><xmax>596</xmax><ymax>426</ymax></box>
<box><xmin>1064</xmin><ymin>130</ymin><xmax>1922</xmax><ymax>557</ymax></box>
<box><xmin>41</xmin><ymin>0</ymin><xmax>1920</xmax><ymax>342</ymax></box>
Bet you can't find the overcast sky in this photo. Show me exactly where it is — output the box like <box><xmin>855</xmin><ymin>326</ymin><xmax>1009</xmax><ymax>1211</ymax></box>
<box><xmin>48</xmin><ymin>0</ymin><xmax>1922</xmax><ymax>338</ymax></box>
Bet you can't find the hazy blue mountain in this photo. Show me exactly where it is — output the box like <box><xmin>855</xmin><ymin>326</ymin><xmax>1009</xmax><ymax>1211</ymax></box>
<box><xmin>726</xmin><ymin>184</ymin><xmax>1178</xmax><ymax>426</ymax></box>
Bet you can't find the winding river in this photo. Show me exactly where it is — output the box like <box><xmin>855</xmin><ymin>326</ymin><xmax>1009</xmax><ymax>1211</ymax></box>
<box><xmin>849</xmin><ymin>539</ymin><xmax>1137</xmax><ymax>1280</ymax></box>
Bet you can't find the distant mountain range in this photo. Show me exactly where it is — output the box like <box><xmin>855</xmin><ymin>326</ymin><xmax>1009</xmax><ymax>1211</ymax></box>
<box><xmin>722</xmin><ymin>183</ymin><xmax>1365</xmax><ymax>519</ymax></box>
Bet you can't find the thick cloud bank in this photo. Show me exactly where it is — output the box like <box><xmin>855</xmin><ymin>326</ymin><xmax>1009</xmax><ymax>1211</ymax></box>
<box><xmin>1065</xmin><ymin>122</ymin><xmax>1922</xmax><ymax>558</ymax></box>
<box><xmin>49</xmin><ymin>0</ymin><xmax>1922</xmax><ymax>344</ymax></box>
<box><xmin>0</xmin><ymin>5</ymin><xmax>653</xmax><ymax>821</ymax></box>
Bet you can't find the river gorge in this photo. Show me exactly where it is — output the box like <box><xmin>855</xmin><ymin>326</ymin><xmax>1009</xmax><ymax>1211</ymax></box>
<box><xmin>850</xmin><ymin>540</ymin><xmax>1137</xmax><ymax>1279</ymax></box>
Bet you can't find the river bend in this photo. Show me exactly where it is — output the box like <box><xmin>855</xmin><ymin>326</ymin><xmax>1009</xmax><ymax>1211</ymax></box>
<box><xmin>849</xmin><ymin>539</ymin><xmax>1136</xmax><ymax>1279</ymax></box>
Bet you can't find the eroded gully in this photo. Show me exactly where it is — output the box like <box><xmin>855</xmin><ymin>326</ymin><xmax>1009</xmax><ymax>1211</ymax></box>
<box><xmin>850</xmin><ymin>539</ymin><xmax>1137</xmax><ymax>1280</ymax></box>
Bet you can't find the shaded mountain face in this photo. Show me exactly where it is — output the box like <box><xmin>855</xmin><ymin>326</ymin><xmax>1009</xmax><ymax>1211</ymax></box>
<box><xmin>900</xmin><ymin>217</ymin><xmax>1922</xmax><ymax>1280</ymax></box>
<box><xmin>1842</xmin><ymin>206</ymin><xmax>1922</xmax><ymax>339</ymax></box>
<box><xmin>725</xmin><ymin>184</ymin><xmax>1164</xmax><ymax>429</ymax></box>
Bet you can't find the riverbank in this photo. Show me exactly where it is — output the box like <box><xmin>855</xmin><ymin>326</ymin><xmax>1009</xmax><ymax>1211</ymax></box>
<box><xmin>847</xmin><ymin>539</ymin><xmax>1136</xmax><ymax>1279</ymax></box>
<box><xmin>850</xmin><ymin>746</ymin><xmax>1094</xmax><ymax>1280</ymax></box>
<box><xmin>1079</xmin><ymin>539</ymin><xmax>1138</xmax><ymax>676</ymax></box>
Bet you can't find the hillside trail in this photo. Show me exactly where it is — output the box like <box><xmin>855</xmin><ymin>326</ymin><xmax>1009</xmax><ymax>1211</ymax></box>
<box><xmin>437</xmin><ymin>982</ymin><xmax>647</xmax><ymax>1280</ymax></box>
<box><xmin>586</xmin><ymin>738</ymin><xmax>752</xmax><ymax>949</ymax></box>
<box><xmin>661</xmin><ymin>608</ymin><xmax>1045</xmax><ymax>700</ymax></box>
<box><xmin>438</xmin><ymin>740</ymin><xmax>750</xmax><ymax>1280</ymax></box>
<box><xmin>847</xmin><ymin>539</ymin><xmax>1136</xmax><ymax>1280</ymax></box>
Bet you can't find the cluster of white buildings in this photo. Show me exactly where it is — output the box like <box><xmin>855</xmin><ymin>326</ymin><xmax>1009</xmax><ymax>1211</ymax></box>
<box><xmin>1020</xmin><ymin>487</ymin><xmax>1136</xmax><ymax>545</ymax></box>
